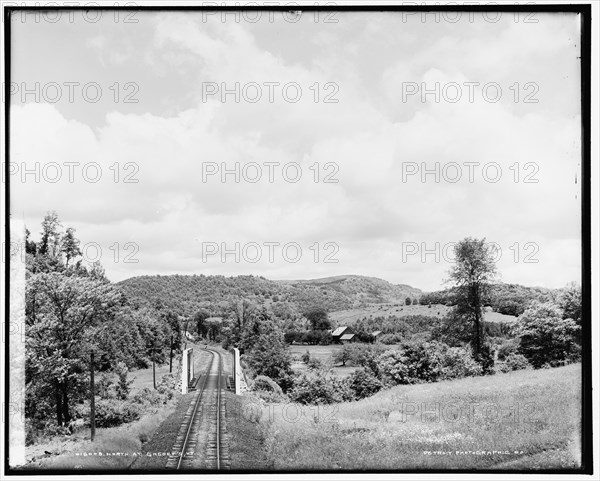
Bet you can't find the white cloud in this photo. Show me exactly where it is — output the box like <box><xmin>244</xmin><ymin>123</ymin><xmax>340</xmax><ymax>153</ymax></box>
<box><xmin>9</xmin><ymin>12</ymin><xmax>582</xmax><ymax>290</ymax></box>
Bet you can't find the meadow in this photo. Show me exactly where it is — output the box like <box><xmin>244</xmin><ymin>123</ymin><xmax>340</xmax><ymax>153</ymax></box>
<box><xmin>258</xmin><ymin>363</ymin><xmax>582</xmax><ymax>470</ymax></box>
<box><xmin>329</xmin><ymin>303</ymin><xmax>517</xmax><ymax>325</ymax></box>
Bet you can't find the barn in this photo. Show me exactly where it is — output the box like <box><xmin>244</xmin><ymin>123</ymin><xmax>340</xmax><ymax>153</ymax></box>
<box><xmin>339</xmin><ymin>333</ymin><xmax>356</xmax><ymax>344</ymax></box>
<box><xmin>332</xmin><ymin>326</ymin><xmax>354</xmax><ymax>344</ymax></box>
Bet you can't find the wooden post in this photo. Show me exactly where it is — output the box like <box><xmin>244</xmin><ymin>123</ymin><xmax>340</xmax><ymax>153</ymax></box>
<box><xmin>90</xmin><ymin>351</ymin><xmax>96</xmax><ymax>441</ymax></box>
<box><xmin>152</xmin><ymin>348</ymin><xmax>156</xmax><ymax>390</ymax></box>
<box><xmin>169</xmin><ymin>334</ymin><xmax>173</xmax><ymax>373</ymax></box>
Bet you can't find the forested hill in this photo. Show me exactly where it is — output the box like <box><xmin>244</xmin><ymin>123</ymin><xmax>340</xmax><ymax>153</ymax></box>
<box><xmin>116</xmin><ymin>274</ymin><xmax>423</xmax><ymax>317</ymax></box>
<box><xmin>419</xmin><ymin>283</ymin><xmax>561</xmax><ymax>317</ymax></box>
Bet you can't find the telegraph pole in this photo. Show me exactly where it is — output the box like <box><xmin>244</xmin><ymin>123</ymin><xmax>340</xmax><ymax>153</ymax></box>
<box><xmin>169</xmin><ymin>334</ymin><xmax>174</xmax><ymax>373</ymax></box>
<box><xmin>90</xmin><ymin>351</ymin><xmax>96</xmax><ymax>441</ymax></box>
<box><xmin>152</xmin><ymin>347</ymin><xmax>156</xmax><ymax>390</ymax></box>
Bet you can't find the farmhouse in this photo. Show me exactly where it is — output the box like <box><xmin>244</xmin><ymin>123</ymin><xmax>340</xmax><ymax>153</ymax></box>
<box><xmin>372</xmin><ymin>330</ymin><xmax>382</xmax><ymax>340</ymax></box>
<box><xmin>332</xmin><ymin>326</ymin><xmax>354</xmax><ymax>343</ymax></box>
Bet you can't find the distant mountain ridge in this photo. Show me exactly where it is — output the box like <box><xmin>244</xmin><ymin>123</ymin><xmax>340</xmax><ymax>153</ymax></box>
<box><xmin>116</xmin><ymin>273</ymin><xmax>558</xmax><ymax>319</ymax></box>
<box><xmin>116</xmin><ymin>274</ymin><xmax>422</xmax><ymax>317</ymax></box>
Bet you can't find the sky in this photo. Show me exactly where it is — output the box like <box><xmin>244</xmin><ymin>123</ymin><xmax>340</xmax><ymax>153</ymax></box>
<box><xmin>8</xmin><ymin>9</ymin><xmax>583</xmax><ymax>291</ymax></box>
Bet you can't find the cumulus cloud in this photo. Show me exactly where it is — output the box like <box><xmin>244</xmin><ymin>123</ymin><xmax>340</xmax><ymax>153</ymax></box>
<box><xmin>9</xmin><ymin>11</ymin><xmax>581</xmax><ymax>290</ymax></box>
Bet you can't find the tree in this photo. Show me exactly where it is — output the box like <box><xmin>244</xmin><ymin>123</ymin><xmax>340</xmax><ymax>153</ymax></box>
<box><xmin>348</xmin><ymin>368</ymin><xmax>383</xmax><ymax>399</ymax></box>
<box><xmin>304</xmin><ymin>307</ymin><xmax>331</xmax><ymax>331</ymax></box>
<box><xmin>245</xmin><ymin>325</ymin><xmax>293</xmax><ymax>391</ymax></box>
<box><xmin>516</xmin><ymin>302</ymin><xmax>581</xmax><ymax>368</ymax></box>
<box><xmin>194</xmin><ymin>308</ymin><xmax>211</xmax><ymax>338</ymax></box>
<box><xmin>557</xmin><ymin>282</ymin><xmax>582</xmax><ymax>326</ymax></box>
<box><xmin>332</xmin><ymin>344</ymin><xmax>353</xmax><ymax>366</ymax></box>
<box><xmin>38</xmin><ymin>211</ymin><xmax>62</xmax><ymax>257</ymax></box>
<box><xmin>61</xmin><ymin>227</ymin><xmax>82</xmax><ymax>267</ymax></box>
<box><xmin>26</xmin><ymin>271</ymin><xmax>120</xmax><ymax>426</ymax></box>
<box><xmin>405</xmin><ymin>297</ymin><xmax>412</xmax><ymax>306</ymax></box>
<box><xmin>25</xmin><ymin>227</ymin><xmax>37</xmax><ymax>255</ymax></box>
<box><xmin>447</xmin><ymin>237</ymin><xmax>497</xmax><ymax>367</ymax></box>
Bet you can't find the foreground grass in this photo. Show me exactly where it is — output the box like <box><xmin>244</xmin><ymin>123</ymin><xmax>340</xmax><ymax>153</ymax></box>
<box><xmin>22</xmin><ymin>397</ymin><xmax>181</xmax><ymax>471</ymax></box>
<box><xmin>260</xmin><ymin>364</ymin><xmax>581</xmax><ymax>471</ymax></box>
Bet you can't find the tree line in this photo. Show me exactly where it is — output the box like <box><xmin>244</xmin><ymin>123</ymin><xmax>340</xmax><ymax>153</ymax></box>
<box><xmin>24</xmin><ymin>212</ymin><xmax>182</xmax><ymax>436</ymax></box>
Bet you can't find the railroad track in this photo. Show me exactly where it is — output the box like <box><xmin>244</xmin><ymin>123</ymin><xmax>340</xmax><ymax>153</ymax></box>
<box><xmin>166</xmin><ymin>348</ymin><xmax>226</xmax><ymax>470</ymax></box>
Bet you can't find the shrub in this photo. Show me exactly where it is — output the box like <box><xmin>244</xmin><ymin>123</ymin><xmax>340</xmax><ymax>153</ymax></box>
<box><xmin>378</xmin><ymin>350</ymin><xmax>411</xmax><ymax>385</ymax></box>
<box><xmin>505</xmin><ymin>353</ymin><xmax>531</xmax><ymax>371</ymax></box>
<box><xmin>378</xmin><ymin>333</ymin><xmax>403</xmax><ymax>345</ymax></box>
<box><xmin>516</xmin><ymin>302</ymin><xmax>581</xmax><ymax>368</ymax></box>
<box><xmin>474</xmin><ymin>342</ymin><xmax>495</xmax><ymax>375</ymax></box>
<box><xmin>251</xmin><ymin>375</ymin><xmax>287</xmax><ymax>402</ymax></box>
<box><xmin>252</xmin><ymin>375</ymin><xmax>283</xmax><ymax>395</ymax></box>
<box><xmin>377</xmin><ymin>341</ymin><xmax>478</xmax><ymax>385</ymax></box>
<box><xmin>348</xmin><ymin>368</ymin><xmax>383</xmax><ymax>399</ymax></box>
<box><xmin>301</xmin><ymin>351</ymin><xmax>311</xmax><ymax>364</ymax></box>
<box><xmin>156</xmin><ymin>373</ymin><xmax>177</xmax><ymax>400</ymax></box>
<box><xmin>439</xmin><ymin>346</ymin><xmax>483</xmax><ymax>379</ymax></box>
<box><xmin>288</xmin><ymin>375</ymin><xmax>354</xmax><ymax>405</ymax></box>
<box><xmin>307</xmin><ymin>357</ymin><xmax>322</xmax><ymax>370</ymax></box>
<box><xmin>115</xmin><ymin>361</ymin><xmax>133</xmax><ymax>400</ymax></box>
<box><xmin>94</xmin><ymin>399</ymin><xmax>142</xmax><ymax>428</ymax></box>
<box><xmin>497</xmin><ymin>339</ymin><xmax>518</xmax><ymax>361</ymax></box>
<box><xmin>131</xmin><ymin>387</ymin><xmax>164</xmax><ymax>407</ymax></box>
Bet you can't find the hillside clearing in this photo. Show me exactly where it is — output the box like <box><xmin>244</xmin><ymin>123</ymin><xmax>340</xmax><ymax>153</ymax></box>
<box><xmin>259</xmin><ymin>364</ymin><xmax>581</xmax><ymax>470</ymax></box>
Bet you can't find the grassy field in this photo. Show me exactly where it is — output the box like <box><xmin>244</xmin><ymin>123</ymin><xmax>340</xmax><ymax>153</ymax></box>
<box><xmin>330</xmin><ymin>303</ymin><xmax>517</xmax><ymax>325</ymax></box>
<box><xmin>290</xmin><ymin>345</ymin><xmax>364</xmax><ymax>378</ymax></box>
<box><xmin>259</xmin><ymin>364</ymin><xmax>582</xmax><ymax>470</ymax></box>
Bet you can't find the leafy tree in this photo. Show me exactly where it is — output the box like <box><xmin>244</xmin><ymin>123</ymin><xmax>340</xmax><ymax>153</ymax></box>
<box><xmin>61</xmin><ymin>227</ymin><xmax>81</xmax><ymax>267</ymax></box>
<box><xmin>115</xmin><ymin>361</ymin><xmax>133</xmax><ymax>400</ymax></box>
<box><xmin>332</xmin><ymin>344</ymin><xmax>353</xmax><ymax>366</ymax></box>
<box><xmin>288</xmin><ymin>374</ymin><xmax>353</xmax><ymax>405</ymax></box>
<box><xmin>405</xmin><ymin>297</ymin><xmax>412</xmax><ymax>305</ymax></box>
<box><xmin>430</xmin><ymin>311</ymin><xmax>471</xmax><ymax>346</ymax></box>
<box><xmin>26</xmin><ymin>272</ymin><xmax>120</xmax><ymax>426</ymax></box>
<box><xmin>38</xmin><ymin>211</ymin><xmax>62</xmax><ymax>257</ymax></box>
<box><xmin>516</xmin><ymin>302</ymin><xmax>581</xmax><ymax>368</ymax></box>
<box><xmin>25</xmin><ymin>227</ymin><xmax>37</xmax><ymax>255</ymax></box>
<box><xmin>245</xmin><ymin>322</ymin><xmax>294</xmax><ymax>391</ymax></box>
<box><xmin>348</xmin><ymin>368</ymin><xmax>383</xmax><ymax>399</ymax></box>
<box><xmin>194</xmin><ymin>308</ymin><xmax>211</xmax><ymax>338</ymax></box>
<box><xmin>447</xmin><ymin>237</ymin><xmax>497</xmax><ymax>368</ymax></box>
<box><xmin>557</xmin><ymin>282</ymin><xmax>582</xmax><ymax>326</ymax></box>
<box><xmin>304</xmin><ymin>307</ymin><xmax>331</xmax><ymax>331</ymax></box>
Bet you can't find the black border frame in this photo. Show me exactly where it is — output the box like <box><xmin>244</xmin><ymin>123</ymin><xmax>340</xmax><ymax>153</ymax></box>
<box><xmin>2</xmin><ymin>3</ymin><xmax>593</xmax><ymax>476</ymax></box>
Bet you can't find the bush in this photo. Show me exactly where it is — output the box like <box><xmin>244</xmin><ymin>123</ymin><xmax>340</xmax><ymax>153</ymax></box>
<box><xmin>378</xmin><ymin>342</ymin><xmax>482</xmax><ymax>385</ymax></box>
<box><xmin>252</xmin><ymin>375</ymin><xmax>283</xmax><ymax>395</ymax></box>
<box><xmin>156</xmin><ymin>373</ymin><xmax>177</xmax><ymax>400</ymax></box>
<box><xmin>348</xmin><ymin>368</ymin><xmax>383</xmax><ymax>399</ymax></box>
<box><xmin>378</xmin><ymin>333</ymin><xmax>403</xmax><ymax>345</ymax></box>
<box><xmin>516</xmin><ymin>302</ymin><xmax>581</xmax><ymax>368</ymax></box>
<box><xmin>378</xmin><ymin>350</ymin><xmax>411</xmax><ymax>385</ymax></box>
<box><xmin>504</xmin><ymin>353</ymin><xmax>531</xmax><ymax>371</ymax></box>
<box><xmin>251</xmin><ymin>375</ymin><xmax>287</xmax><ymax>402</ymax></box>
<box><xmin>288</xmin><ymin>375</ymin><xmax>354</xmax><ymax>404</ymax></box>
<box><xmin>473</xmin><ymin>342</ymin><xmax>495</xmax><ymax>375</ymax></box>
<box><xmin>301</xmin><ymin>351</ymin><xmax>311</xmax><ymax>364</ymax></box>
<box><xmin>497</xmin><ymin>339</ymin><xmax>518</xmax><ymax>361</ymax></box>
<box><xmin>307</xmin><ymin>357</ymin><xmax>322</xmax><ymax>370</ymax></box>
<box><xmin>94</xmin><ymin>399</ymin><xmax>142</xmax><ymax>428</ymax></box>
<box><xmin>439</xmin><ymin>346</ymin><xmax>483</xmax><ymax>380</ymax></box>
